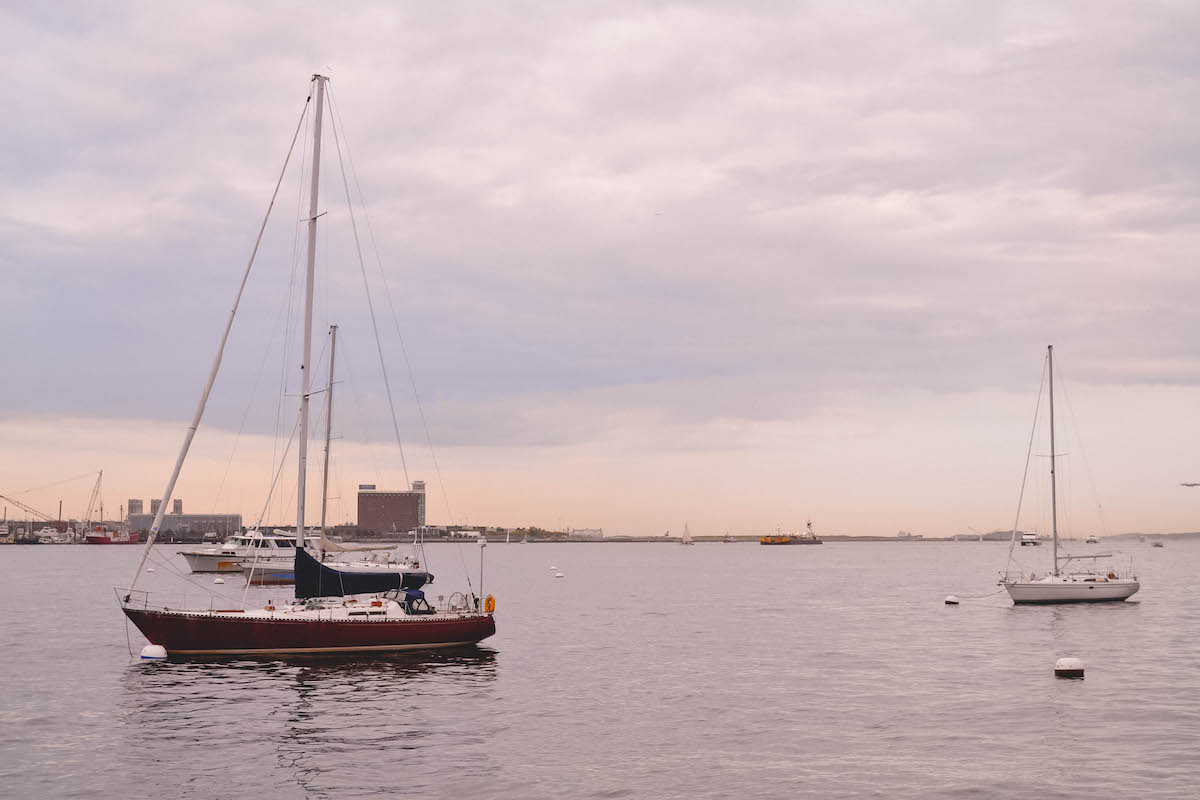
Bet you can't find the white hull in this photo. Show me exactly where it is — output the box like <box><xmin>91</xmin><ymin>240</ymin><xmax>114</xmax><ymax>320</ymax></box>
<box><xmin>168</xmin><ymin>640</ymin><xmax>481</xmax><ymax>656</ymax></box>
<box><xmin>240</xmin><ymin>557</ymin><xmax>428</xmax><ymax>586</ymax></box>
<box><xmin>240</xmin><ymin>560</ymin><xmax>296</xmax><ymax>584</ymax></box>
<box><xmin>1003</xmin><ymin>577</ymin><xmax>1139</xmax><ymax>604</ymax></box>
<box><xmin>179</xmin><ymin>551</ymin><xmax>245</xmax><ymax>572</ymax></box>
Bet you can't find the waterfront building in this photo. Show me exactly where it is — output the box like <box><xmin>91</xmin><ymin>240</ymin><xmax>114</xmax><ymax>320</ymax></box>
<box><xmin>357</xmin><ymin>481</ymin><xmax>426</xmax><ymax>534</ymax></box>
<box><xmin>126</xmin><ymin>508</ymin><xmax>242</xmax><ymax>535</ymax></box>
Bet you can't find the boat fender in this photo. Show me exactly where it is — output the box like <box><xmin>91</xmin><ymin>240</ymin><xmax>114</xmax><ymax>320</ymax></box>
<box><xmin>484</xmin><ymin>594</ymin><xmax>496</xmax><ymax>613</ymax></box>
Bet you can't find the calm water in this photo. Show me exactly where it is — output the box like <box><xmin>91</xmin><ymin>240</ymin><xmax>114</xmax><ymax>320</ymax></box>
<box><xmin>1</xmin><ymin>540</ymin><xmax>1197</xmax><ymax>799</ymax></box>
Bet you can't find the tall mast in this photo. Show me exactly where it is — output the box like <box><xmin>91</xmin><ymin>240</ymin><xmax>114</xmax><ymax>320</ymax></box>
<box><xmin>125</xmin><ymin>85</ymin><xmax>312</xmax><ymax>590</ymax></box>
<box><xmin>1048</xmin><ymin>344</ymin><xmax>1059</xmax><ymax>575</ymax></box>
<box><xmin>320</xmin><ymin>324</ymin><xmax>337</xmax><ymax>532</ymax></box>
<box><xmin>296</xmin><ymin>74</ymin><xmax>327</xmax><ymax>549</ymax></box>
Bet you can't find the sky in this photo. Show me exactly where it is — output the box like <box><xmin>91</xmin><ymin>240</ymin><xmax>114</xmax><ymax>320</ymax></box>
<box><xmin>1</xmin><ymin>1</ymin><xmax>1198</xmax><ymax>537</ymax></box>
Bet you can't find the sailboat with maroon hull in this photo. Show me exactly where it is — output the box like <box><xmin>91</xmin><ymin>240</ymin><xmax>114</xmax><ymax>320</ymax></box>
<box><xmin>117</xmin><ymin>74</ymin><xmax>496</xmax><ymax>655</ymax></box>
<box><xmin>122</xmin><ymin>550</ymin><xmax>494</xmax><ymax>655</ymax></box>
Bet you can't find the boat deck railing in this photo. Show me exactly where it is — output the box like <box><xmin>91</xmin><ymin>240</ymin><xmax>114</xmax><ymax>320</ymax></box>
<box><xmin>116</xmin><ymin>587</ymin><xmax>487</xmax><ymax>616</ymax></box>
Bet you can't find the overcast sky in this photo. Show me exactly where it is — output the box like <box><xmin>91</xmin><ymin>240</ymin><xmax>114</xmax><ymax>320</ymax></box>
<box><xmin>2</xmin><ymin>1</ymin><xmax>1198</xmax><ymax>536</ymax></box>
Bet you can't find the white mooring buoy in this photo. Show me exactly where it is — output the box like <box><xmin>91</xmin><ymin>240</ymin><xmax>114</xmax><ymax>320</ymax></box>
<box><xmin>1054</xmin><ymin>657</ymin><xmax>1085</xmax><ymax>679</ymax></box>
<box><xmin>141</xmin><ymin>644</ymin><xmax>168</xmax><ymax>661</ymax></box>
<box><xmin>555</xmin><ymin>572</ymin><xmax>565</xmax><ymax>579</ymax></box>
<box><xmin>944</xmin><ymin>595</ymin><xmax>960</xmax><ymax>605</ymax></box>
<box><xmin>549</xmin><ymin>565</ymin><xmax>557</xmax><ymax>570</ymax></box>
<box><xmin>213</xmin><ymin>577</ymin><xmax>226</xmax><ymax>585</ymax></box>
<box><xmin>146</xmin><ymin>567</ymin><xmax>155</xmax><ymax>573</ymax></box>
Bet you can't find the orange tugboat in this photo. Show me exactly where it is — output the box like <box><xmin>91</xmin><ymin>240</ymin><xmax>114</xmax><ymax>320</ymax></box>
<box><xmin>760</xmin><ymin>520</ymin><xmax>824</xmax><ymax>545</ymax></box>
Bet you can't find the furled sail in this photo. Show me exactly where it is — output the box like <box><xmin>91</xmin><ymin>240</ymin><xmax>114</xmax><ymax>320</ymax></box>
<box><xmin>316</xmin><ymin>532</ymin><xmax>393</xmax><ymax>553</ymax></box>
<box><xmin>294</xmin><ymin>547</ymin><xmax>432</xmax><ymax>599</ymax></box>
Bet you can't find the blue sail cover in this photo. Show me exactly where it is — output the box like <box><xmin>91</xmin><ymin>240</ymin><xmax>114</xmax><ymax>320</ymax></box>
<box><xmin>294</xmin><ymin>546</ymin><xmax>432</xmax><ymax>599</ymax></box>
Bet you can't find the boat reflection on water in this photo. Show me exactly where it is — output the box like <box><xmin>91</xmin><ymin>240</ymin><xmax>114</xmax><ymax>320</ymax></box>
<box><xmin>118</xmin><ymin>646</ymin><xmax>499</xmax><ymax>796</ymax></box>
<box><xmin>125</xmin><ymin>643</ymin><xmax>498</xmax><ymax>673</ymax></box>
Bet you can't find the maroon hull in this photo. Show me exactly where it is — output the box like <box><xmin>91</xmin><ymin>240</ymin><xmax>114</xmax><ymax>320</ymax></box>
<box><xmin>124</xmin><ymin>608</ymin><xmax>496</xmax><ymax>655</ymax></box>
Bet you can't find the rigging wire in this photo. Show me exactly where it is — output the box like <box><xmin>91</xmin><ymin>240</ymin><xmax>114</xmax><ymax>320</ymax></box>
<box><xmin>210</xmin><ymin>269</ymin><xmax>302</xmax><ymax>513</ymax></box>
<box><xmin>1055</xmin><ymin>359</ymin><xmax>1112</xmax><ymax>539</ymax></box>
<box><xmin>254</xmin><ymin>335</ymin><xmax>330</xmax><ymax>533</ymax></box>
<box><xmin>144</xmin><ymin>546</ymin><xmax>252</xmax><ymax>605</ymax></box>
<box><xmin>325</xmin><ymin>86</ymin><xmax>473</xmax><ymax>590</ymax></box>
<box><xmin>325</xmin><ymin>98</ymin><xmax>411</xmax><ymax>488</ymax></box>
<box><xmin>251</xmin><ymin>413</ymin><xmax>302</xmax><ymax>532</ymax></box>
<box><xmin>1005</xmin><ymin>355</ymin><xmax>1048</xmax><ymax>578</ymax></box>
<box><xmin>326</xmin><ymin>86</ymin><xmax>457</xmax><ymax>527</ymax></box>
<box><xmin>334</xmin><ymin>330</ymin><xmax>385</xmax><ymax>488</ymax></box>
<box><xmin>128</xmin><ymin>87</ymin><xmax>314</xmax><ymax>588</ymax></box>
<box><xmin>5</xmin><ymin>472</ymin><xmax>95</xmax><ymax>495</ymax></box>
<box><xmin>271</xmin><ymin>80</ymin><xmax>314</xmax><ymax>525</ymax></box>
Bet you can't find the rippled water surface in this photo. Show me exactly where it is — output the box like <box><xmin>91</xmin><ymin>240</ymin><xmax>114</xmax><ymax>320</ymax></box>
<box><xmin>1</xmin><ymin>540</ymin><xmax>1197</xmax><ymax>799</ymax></box>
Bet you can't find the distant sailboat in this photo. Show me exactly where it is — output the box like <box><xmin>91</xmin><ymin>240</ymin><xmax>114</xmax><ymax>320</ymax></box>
<box><xmin>1000</xmin><ymin>346</ymin><xmax>1139</xmax><ymax>604</ymax></box>
<box><xmin>681</xmin><ymin>523</ymin><xmax>694</xmax><ymax>546</ymax></box>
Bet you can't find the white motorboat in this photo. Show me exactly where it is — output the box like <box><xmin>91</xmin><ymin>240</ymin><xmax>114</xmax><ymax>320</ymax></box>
<box><xmin>1019</xmin><ymin>532</ymin><xmax>1040</xmax><ymax>547</ymax></box>
<box><xmin>240</xmin><ymin>534</ymin><xmax>432</xmax><ymax>589</ymax></box>
<box><xmin>1000</xmin><ymin>346</ymin><xmax>1139</xmax><ymax>604</ymax></box>
<box><xmin>1085</xmin><ymin>535</ymin><xmax>1100</xmax><ymax>544</ymax></box>
<box><xmin>178</xmin><ymin>529</ymin><xmax>317</xmax><ymax>573</ymax></box>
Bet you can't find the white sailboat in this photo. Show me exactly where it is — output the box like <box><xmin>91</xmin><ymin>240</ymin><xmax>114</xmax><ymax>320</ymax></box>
<box><xmin>1000</xmin><ymin>346</ymin><xmax>1139</xmax><ymax>604</ymax></box>
<box><xmin>681</xmin><ymin>523</ymin><xmax>694</xmax><ymax>545</ymax></box>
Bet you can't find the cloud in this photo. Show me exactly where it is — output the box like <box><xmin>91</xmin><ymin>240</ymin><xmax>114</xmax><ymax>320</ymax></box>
<box><xmin>1</xmin><ymin>2</ymin><xmax>1198</xmax><ymax>533</ymax></box>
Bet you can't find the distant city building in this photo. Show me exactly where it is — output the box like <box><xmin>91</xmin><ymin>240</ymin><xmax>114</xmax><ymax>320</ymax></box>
<box><xmin>357</xmin><ymin>481</ymin><xmax>426</xmax><ymax>534</ymax></box>
<box><xmin>173</xmin><ymin>498</ymin><xmax>183</xmax><ymax>515</ymax></box>
<box><xmin>128</xmin><ymin>499</ymin><xmax>144</xmax><ymax>516</ymax></box>
<box><xmin>126</xmin><ymin>512</ymin><xmax>242</xmax><ymax>534</ymax></box>
<box><xmin>150</xmin><ymin>499</ymin><xmax>161</xmax><ymax>515</ymax></box>
<box><xmin>569</xmin><ymin>528</ymin><xmax>603</xmax><ymax>539</ymax></box>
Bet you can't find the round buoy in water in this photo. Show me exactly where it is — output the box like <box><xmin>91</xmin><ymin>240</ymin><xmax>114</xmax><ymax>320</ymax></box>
<box><xmin>555</xmin><ymin>572</ymin><xmax>565</xmax><ymax>578</ymax></box>
<box><xmin>141</xmin><ymin>645</ymin><xmax>168</xmax><ymax>660</ymax></box>
<box><xmin>944</xmin><ymin>595</ymin><xmax>960</xmax><ymax>605</ymax></box>
<box><xmin>1054</xmin><ymin>657</ymin><xmax>1085</xmax><ymax>678</ymax></box>
<box><xmin>213</xmin><ymin>577</ymin><xmax>226</xmax><ymax>585</ymax></box>
<box><xmin>146</xmin><ymin>567</ymin><xmax>155</xmax><ymax>573</ymax></box>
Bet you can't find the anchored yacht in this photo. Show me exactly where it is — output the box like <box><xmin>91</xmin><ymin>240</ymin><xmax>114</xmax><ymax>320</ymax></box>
<box><xmin>1000</xmin><ymin>347</ymin><xmax>1139</xmax><ymax>604</ymax></box>
<box><xmin>178</xmin><ymin>530</ymin><xmax>317</xmax><ymax>573</ymax></box>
